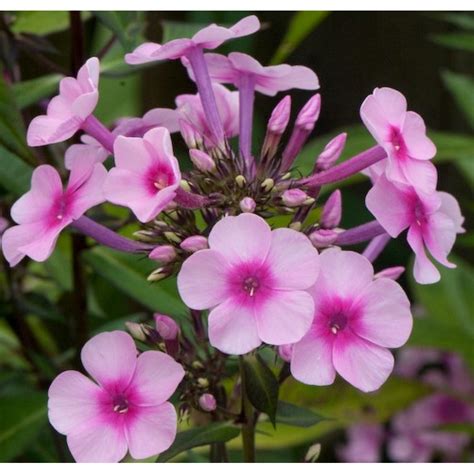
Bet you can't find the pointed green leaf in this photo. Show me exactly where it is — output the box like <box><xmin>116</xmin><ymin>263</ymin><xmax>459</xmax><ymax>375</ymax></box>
<box><xmin>275</xmin><ymin>401</ymin><xmax>326</xmax><ymax>427</ymax></box>
<box><xmin>441</xmin><ymin>70</ymin><xmax>474</xmax><ymax>130</ymax></box>
<box><xmin>13</xmin><ymin>74</ymin><xmax>62</xmax><ymax>110</ymax></box>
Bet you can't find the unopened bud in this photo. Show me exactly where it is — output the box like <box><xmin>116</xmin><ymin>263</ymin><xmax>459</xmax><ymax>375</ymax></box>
<box><xmin>374</xmin><ymin>266</ymin><xmax>405</xmax><ymax>281</ymax></box>
<box><xmin>189</xmin><ymin>149</ymin><xmax>216</xmax><ymax>172</ymax></box>
<box><xmin>199</xmin><ymin>393</ymin><xmax>217</xmax><ymax>412</ymax></box>
<box><xmin>125</xmin><ymin>322</ymin><xmax>147</xmax><ymax>342</ymax></box>
<box><xmin>240</xmin><ymin>197</ymin><xmax>256</xmax><ymax>213</ymax></box>
<box><xmin>133</xmin><ymin>230</ymin><xmax>156</xmax><ymax>243</ymax></box>
<box><xmin>235</xmin><ymin>175</ymin><xmax>246</xmax><ymax>188</ymax></box>
<box><xmin>149</xmin><ymin>245</ymin><xmax>177</xmax><ymax>263</ymax></box>
<box><xmin>309</xmin><ymin>228</ymin><xmax>338</xmax><ymax>248</ymax></box>
<box><xmin>261</xmin><ymin>178</ymin><xmax>274</xmax><ymax>192</ymax></box>
<box><xmin>147</xmin><ymin>267</ymin><xmax>168</xmax><ymax>282</ymax></box>
<box><xmin>164</xmin><ymin>231</ymin><xmax>182</xmax><ymax>244</ymax></box>
<box><xmin>154</xmin><ymin>313</ymin><xmax>180</xmax><ymax>340</ymax></box>
<box><xmin>197</xmin><ymin>377</ymin><xmax>209</xmax><ymax>388</ymax></box>
<box><xmin>295</xmin><ymin>94</ymin><xmax>321</xmax><ymax>131</ymax></box>
<box><xmin>320</xmin><ymin>190</ymin><xmax>342</xmax><ymax>229</ymax></box>
<box><xmin>180</xmin><ymin>235</ymin><xmax>208</xmax><ymax>253</ymax></box>
<box><xmin>192</xmin><ymin>361</ymin><xmax>205</xmax><ymax>370</ymax></box>
<box><xmin>289</xmin><ymin>221</ymin><xmax>302</xmax><ymax>231</ymax></box>
<box><xmin>268</xmin><ymin>95</ymin><xmax>291</xmax><ymax>134</ymax></box>
<box><xmin>180</xmin><ymin>180</ymin><xmax>191</xmax><ymax>192</ymax></box>
<box><xmin>305</xmin><ymin>443</ymin><xmax>321</xmax><ymax>463</ymax></box>
<box><xmin>316</xmin><ymin>133</ymin><xmax>347</xmax><ymax>171</ymax></box>
<box><xmin>278</xmin><ymin>344</ymin><xmax>293</xmax><ymax>363</ymax></box>
<box><xmin>179</xmin><ymin>119</ymin><xmax>201</xmax><ymax>149</ymax></box>
<box><xmin>282</xmin><ymin>188</ymin><xmax>309</xmax><ymax>207</ymax></box>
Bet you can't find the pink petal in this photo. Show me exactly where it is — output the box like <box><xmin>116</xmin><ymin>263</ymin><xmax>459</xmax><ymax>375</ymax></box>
<box><xmin>360</xmin><ymin>95</ymin><xmax>392</xmax><ymax>144</ymax></box>
<box><xmin>403</xmin><ymin>111</ymin><xmax>436</xmax><ymax>160</ymax></box>
<box><xmin>332</xmin><ymin>330</ymin><xmax>394</xmax><ymax>392</ymax></box>
<box><xmin>192</xmin><ymin>24</ymin><xmax>235</xmax><ymax>49</ymax></box>
<box><xmin>125</xmin><ymin>42</ymin><xmax>162</xmax><ymax>65</ymax></box>
<box><xmin>67</xmin><ymin>418</ymin><xmax>128</xmax><ymax>463</ymax></box>
<box><xmin>208</xmin><ymin>213</ymin><xmax>272</xmax><ymax>265</ymax></box>
<box><xmin>59</xmin><ymin>77</ymin><xmax>82</xmax><ymax>101</ymax></box>
<box><xmin>126</xmin><ymin>402</ymin><xmax>177</xmax><ymax>460</ymax></box>
<box><xmin>228</xmin><ymin>52</ymin><xmax>267</xmax><ymax>76</ymax></box>
<box><xmin>255</xmin><ymin>289</ymin><xmax>314</xmax><ymax>345</ymax></box>
<box><xmin>208</xmin><ymin>298</ymin><xmax>261</xmax><ymax>355</ymax></box>
<box><xmin>373</xmin><ymin>87</ymin><xmax>407</xmax><ymax>129</ymax></box>
<box><xmin>257</xmin><ymin>65</ymin><xmax>319</xmax><ymax>96</ymax></box>
<box><xmin>151</xmin><ymin>39</ymin><xmax>193</xmax><ymax>60</ymax></box>
<box><xmin>352</xmin><ymin>278</ymin><xmax>412</xmax><ymax>348</ymax></box>
<box><xmin>65</xmin><ymin>140</ymin><xmax>109</xmax><ymax>170</ymax></box>
<box><xmin>392</xmin><ymin>157</ymin><xmax>438</xmax><ymax>194</ymax></box>
<box><xmin>143</xmin><ymin>108</ymin><xmax>181</xmax><ymax>133</ymax></box>
<box><xmin>388</xmin><ymin>435</ymin><xmax>432</xmax><ymax>463</ymax></box>
<box><xmin>113</xmin><ymin>135</ymin><xmax>154</xmax><ymax>172</ymax></box>
<box><xmin>290</xmin><ymin>326</ymin><xmax>336</xmax><ymax>386</ymax></box>
<box><xmin>264</xmin><ymin>228</ymin><xmax>319</xmax><ymax>290</ymax></box>
<box><xmin>424</xmin><ymin>212</ymin><xmax>457</xmax><ymax>269</ymax></box>
<box><xmin>229</xmin><ymin>15</ymin><xmax>260</xmax><ymax>37</ymax></box>
<box><xmin>438</xmin><ymin>191</ymin><xmax>465</xmax><ymax>233</ymax></box>
<box><xmin>407</xmin><ymin>225</ymin><xmax>440</xmax><ymax>284</ymax></box>
<box><xmin>177</xmin><ymin>249</ymin><xmax>230</xmax><ymax>310</ymax></box>
<box><xmin>80</xmin><ymin>331</ymin><xmax>137</xmax><ymax>391</ymax></box>
<box><xmin>128</xmin><ymin>351</ymin><xmax>184</xmax><ymax>406</ymax></box>
<box><xmin>142</xmin><ymin>127</ymin><xmax>177</xmax><ymax>167</ymax></box>
<box><xmin>72</xmin><ymin>90</ymin><xmax>99</xmax><ymax>119</ymax></box>
<box><xmin>77</xmin><ymin>57</ymin><xmax>100</xmax><ymax>90</ymax></box>
<box><xmin>48</xmin><ymin>370</ymin><xmax>103</xmax><ymax>435</ymax></box>
<box><xmin>201</xmin><ymin>53</ymin><xmax>238</xmax><ymax>84</ymax></box>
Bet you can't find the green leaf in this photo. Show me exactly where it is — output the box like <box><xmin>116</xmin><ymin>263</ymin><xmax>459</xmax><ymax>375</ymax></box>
<box><xmin>437</xmin><ymin>13</ymin><xmax>474</xmax><ymax>31</ymax></box>
<box><xmin>242</xmin><ymin>353</ymin><xmax>279</xmax><ymax>426</ymax></box>
<box><xmin>431</xmin><ymin>32</ymin><xmax>474</xmax><ymax>52</ymax></box>
<box><xmin>275</xmin><ymin>401</ymin><xmax>326</xmax><ymax>427</ymax></box>
<box><xmin>409</xmin><ymin>256</ymin><xmax>474</xmax><ymax>371</ymax></box>
<box><xmin>161</xmin><ymin>20</ymin><xmax>209</xmax><ymax>43</ymax></box>
<box><xmin>93</xmin><ymin>12</ymin><xmax>138</xmax><ymax>51</ymax></box>
<box><xmin>0</xmin><ymin>392</ymin><xmax>48</xmax><ymax>461</ymax></box>
<box><xmin>441</xmin><ymin>70</ymin><xmax>474</xmax><ymax>129</ymax></box>
<box><xmin>13</xmin><ymin>74</ymin><xmax>62</xmax><ymax>110</ymax></box>
<box><xmin>10</xmin><ymin>11</ymin><xmax>91</xmax><ymax>36</ymax></box>
<box><xmin>271</xmin><ymin>11</ymin><xmax>330</xmax><ymax>64</ymax></box>
<box><xmin>157</xmin><ymin>423</ymin><xmax>240</xmax><ymax>462</ymax></box>
<box><xmin>82</xmin><ymin>247</ymin><xmax>186</xmax><ymax>319</ymax></box>
<box><xmin>0</xmin><ymin>145</ymin><xmax>33</xmax><ymax>194</ymax></box>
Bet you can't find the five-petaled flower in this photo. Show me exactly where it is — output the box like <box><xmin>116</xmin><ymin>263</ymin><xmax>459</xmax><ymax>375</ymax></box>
<box><xmin>48</xmin><ymin>331</ymin><xmax>184</xmax><ymax>463</ymax></box>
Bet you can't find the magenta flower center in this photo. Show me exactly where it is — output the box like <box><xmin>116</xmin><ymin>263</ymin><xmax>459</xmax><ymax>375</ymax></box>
<box><xmin>227</xmin><ymin>261</ymin><xmax>275</xmax><ymax>304</ymax></box>
<box><xmin>243</xmin><ymin>276</ymin><xmax>260</xmax><ymax>296</ymax></box>
<box><xmin>329</xmin><ymin>312</ymin><xmax>348</xmax><ymax>334</ymax></box>
<box><xmin>146</xmin><ymin>164</ymin><xmax>175</xmax><ymax>194</ymax></box>
<box><xmin>112</xmin><ymin>393</ymin><xmax>129</xmax><ymax>414</ymax></box>
<box><xmin>389</xmin><ymin>127</ymin><xmax>407</xmax><ymax>159</ymax></box>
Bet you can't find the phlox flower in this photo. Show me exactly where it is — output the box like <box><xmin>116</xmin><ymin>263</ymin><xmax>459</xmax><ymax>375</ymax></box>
<box><xmin>337</xmin><ymin>424</ymin><xmax>384</xmax><ymax>463</ymax></box>
<box><xmin>177</xmin><ymin>213</ymin><xmax>320</xmax><ymax>355</ymax></box>
<box><xmin>48</xmin><ymin>331</ymin><xmax>184</xmax><ymax>462</ymax></box>
<box><xmin>366</xmin><ymin>175</ymin><xmax>464</xmax><ymax>284</ymax></box>
<box><xmin>125</xmin><ymin>16</ymin><xmax>259</xmax><ymax>64</ymax></box>
<box><xmin>65</xmin><ymin>134</ymin><xmax>109</xmax><ymax>170</ymax></box>
<box><xmin>27</xmin><ymin>58</ymin><xmax>100</xmax><ymax>146</ymax></box>
<box><xmin>113</xmin><ymin>108</ymin><xmax>180</xmax><ymax>138</ymax></box>
<box><xmin>104</xmin><ymin>127</ymin><xmax>181</xmax><ymax>223</ymax></box>
<box><xmin>360</xmin><ymin>87</ymin><xmax>437</xmax><ymax>193</ymax></box>
<box><xmin>2</xmin><ymin>158</ymin><xmax>107</xmax><ymax>266</ymax></box>
<box><xmin>290</xmin><ymin>248</ymin><xmax>413</xmax><ymax>392</ymax></box>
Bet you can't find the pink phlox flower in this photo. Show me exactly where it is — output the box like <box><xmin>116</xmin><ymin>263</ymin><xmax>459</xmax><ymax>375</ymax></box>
<box><xmin>27</xmin><ymin>58</ymin><xmax>100</xmax><ymax>146</ymax></box>
<box><xmin>366</xmin><ymin>174</ymin><xmax>465</xmax><ymax>284</ymax></box>
<box><xmin>125</xmin><ymin>16</ymin><xmax>260</xmax><ymax>64</ymax></box>
<box><xmin>113</xmin><ymin>108</ymin><xmax>180</xmax><ymax>138</ymax></box>
<box><xmin>360</xmin><ymin>87</ymin><xmax>437</xmax><ymax>193</ymax></box>
<box><xmin>2</xmin><ymin>157</ymin><xmax>107</xmax><ymax>266</ymax></box>
<box><xmin>184</xmin><ymin>52</ymin><xmax>319</xmax><ymax>96</ymax></box>
<box><xmin>176</xmin><ymin>83</ymin><xmax>239</xmax><ymax>144</ymax></box>
<box><xmin>290</xmin><ymin>248</ymin><xmax>413</xmax><ymax>392</ymax></box>
<box><xmin>48</xmin><ymin>331</ymin><xmax>184</xmax><ymax>462</ymax></box>
<box><xmin>104</xmin><ymin>127</ymin><xmax>181</xmax><ymax>223</ymax></box>
<box><xmin>177</xmin><ymin>213</ymin><xmax>320</xmax><ymax>355</ymax></box>
<box><xmin>65</xmin><ymin>134</ymin><xmax>109</xmax><ymax>170</ymax></box>
<box><xmin>337</xmin><ymin>424</ymin><xmax>384</xmax><ymax>462</ymax></box>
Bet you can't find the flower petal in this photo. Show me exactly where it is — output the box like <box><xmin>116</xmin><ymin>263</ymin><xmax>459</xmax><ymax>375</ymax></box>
<box><xmin>407</xmin><ymin>225</ymin><xmax>440</xmax><ymax>284</ymax></box>
<box><xmin>438</xmin><ymin>191</ymin><xmax>465</xmax><ymax>233</ymax></box>
<box><xmin>113</xmin><ymin>135</ymin><xmax>153</xmax><ymax>172</ymax></box>
<box><xmin>403</xmin><ymin>111</ymin><xmax>436</xmax><ymax>160</ymax></box>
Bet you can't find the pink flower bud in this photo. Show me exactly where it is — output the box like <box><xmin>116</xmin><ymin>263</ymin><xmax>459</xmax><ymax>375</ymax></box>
<box><xmin>149</xmin><ymin>245</ymin><xmax>177</xmax><ymax>263</ymax></box>
<box><xmin>179</xmin><ymin>119</ymin><xmax>201</xmax><ymax>149</ymax></box>
<box><xmin>268</xmin><ymin>95</ymin><xmax>291</xmax><ymax>134</ymax></box>
<box><xmin>320</xmin><ymin>190</ymin><xmax>342</xmax><ymax>229</ymax></box>
<box><xmin>278</xmin><ymin>344</ymin><xmax>293</xmax><ymax>363</ymax></box>
<box><xmin>154</xmin><ymin>314</ymin><xmax>180</xmax><ymax>340</ymax></box>
<box><xmin>317</xmin><ymin>133</ymin><xmax>347</xmax><ymax>171</ymax></box>
<box><xmin>295</xmin><ymin>94</ymin><xmax>321</xmax><ymax>131</ymax></box>
<box><xmin>240</xmin><ymin>197</ymin><xmax>256</xmax><ymax>213</ymax></box>
<box><xmin>374</xmin><ymin>266</ymin><xmax>405</xmax><ymax>281</ymax></box>
<box><xmin>309</xmin><ymin>228</ymin><xmax>338</xmax><ymax>248</ymax></box>
<box><xmin>180</xmin><ymin>235</ymin><xmax>209</xmax><ymax>253</ymax></box>
<box><xmin>199</xmin><ymin>393</ymin><xmax>217</xmax><ymax>412</ymax></box>
<box><xmin>282</xmin><ymin>188</ymin><xmax>310</xmax><ymax>207</ymax></box>
<box><xmin>189</xmin><ymin>149</ymin><xmax>216</xmax><ymax>173</ymax></box>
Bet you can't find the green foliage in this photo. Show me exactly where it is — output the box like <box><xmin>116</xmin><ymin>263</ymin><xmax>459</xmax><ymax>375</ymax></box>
<box><xmin>161</xmin><ymin>20</ymin><xmax>210</xmax><ymax>43</ymax></box>
<box><xmin>93</xmin><ymin>12</ymin><xmax>145</xmax><ymax>51</ymax></box>
<box><xmin>10</xmin><ymin>11</ymin><xmax>90</xmax><ymax>36</ymax></box>
<box><xmin>275</xmin><ymin>401</ymin><xmax>326</xmax><ymax>428</ymax></box>
<box><xmin>431</xmin><ymin>32</ymin><xmax>474</xmax><ymax>52</ymax></box>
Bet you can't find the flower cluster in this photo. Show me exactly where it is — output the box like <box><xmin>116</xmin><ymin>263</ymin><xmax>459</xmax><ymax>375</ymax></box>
<box><xmin>0</xmin><ymin>15</ymin><xmax>465</xmax><ymax>463</ymax></box>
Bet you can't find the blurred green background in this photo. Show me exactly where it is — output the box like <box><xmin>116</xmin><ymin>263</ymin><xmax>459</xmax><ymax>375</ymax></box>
<box><xmin>0</xmin><ymin>11</ymin><xmax>472</xmax><ymax>462</ymax></box>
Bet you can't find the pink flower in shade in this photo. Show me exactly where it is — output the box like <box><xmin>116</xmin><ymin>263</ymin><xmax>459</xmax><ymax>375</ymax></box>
<box><xmin>65</xmin><ymin>134</ymin><xmax>109</xmax><ymax>170</ymax></box>
<box><xmin>360</xmin><ymin>87</ymin><xmax>437</xmax><ymax>193</ymax></box>
<box><xmin>290</xmin><ymin>248</ymin><xmax>413</xmax><ymax>392</ymax></box>
<box><xmin>48</xmin><ymin>331</ymin><xmax>184</xmax><ymax>462</ymax></box>
<box><xmin>366</xmin><ymin>175</ymin><xmax>465</xmax><ymax>284</ymax></box>
<box><xmin>104</xmin><ymin>127</ymin><xmax>181</xmax><ymax>223</ymax></box>
<box><xmin>186</xmin><ymin>52</ymin><xmax>319</xmax><ymax>96</ymax></box>
<box><xmin>113</xmin><ymin>108</ymin><xmax>180</xmax><ymax>138</ymax></box>
<box><xmin>337</xmin><ymin>424</ymin><xmax>384</xmax><ymax>463</ymax></box>
<box><xmin>125</xmin><ymin>16</ymin><xmax>260</xmax><ymax>64</ymax></box>
<box><xmin>177</xmin><ymin>213</ymin><xmax>320</xmax><ymax>355</ymax></box>
<box><xmin>1</xmin><ymin>159</ymin><xmax>107</xmax><ymax>266</ymax></box>
<box><xmin>27</xmin><ymin>58</ymin><xmax>100</xmax><ymax>146</ymax></box>
<box><xmin>176</xmin><ymin>84</ymin><xmax>239</xmax><ymax>144</ymax></box>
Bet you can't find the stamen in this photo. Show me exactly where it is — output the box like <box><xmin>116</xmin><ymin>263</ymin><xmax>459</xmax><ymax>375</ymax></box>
<box><xmin>243</xmin><ymin>276</ymin><xmax>260</xmax><ymax>296</ymax></box>
<box><xmin>112</xmin><ymin>394</ymin><xmax>129</xmax><ymax>414</ymax></box>
<box><xmin>56</xmin><ymin>214</ymin><xmax>63</xmax><ymax>220</ymax></box>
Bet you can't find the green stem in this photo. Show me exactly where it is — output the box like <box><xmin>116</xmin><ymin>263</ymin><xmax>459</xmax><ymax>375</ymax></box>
<box><xmin>239</xmin><ymin>356</ymin><xmax>256</xmax><ymax>462</ymax></box>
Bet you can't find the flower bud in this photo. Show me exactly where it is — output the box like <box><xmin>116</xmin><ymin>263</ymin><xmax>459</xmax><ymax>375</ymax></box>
<box><xmin>305</xmin><ymin>443</ymin><xmax>321</xmax><ymax>462</ymax></box>
<box><xmin>148</xmin><ymin>245</ymin><xmax>176</xmax><ymax>263</ymax></box>
<box><xmin>164</xmin><ymin>231</ymin><xmax>182</xmax><ymax>244</ymax></box>
<box><xmin>154</xmin><ymin>313</ymin><xmax>180</xmax><ymax>340</ymax></box>
<box><xmin>268</xmin><ymin>95</ymin><xmax>291</xmax><ymax>134</ymax></box>
<box><xmin>374</xmin><ymin>266</ymin><xmax>405</xmax><ymax>281</ymax></box>
<box><xmin>240</xmin><ymin>197</ymin><xmax>256</xmax><ymax>213</ymax></box>
<box><xmin>189</xmin><ymin>149</ymin><xmax>216</xmax><ymax>173</ymax></box>
<box><xmin>235</xmin><ymin>175</ymin><xmax>246</xmax><ymax>188</ymax></box>
<box><xmin>309</xmin><ymin>228</ymin><xmax>338</xmax><ymax>248</ymax></box>
<box><xmin>261</xmin><ymin>178</ymin><xmax>274</xmax><ymax>193</ymax></box>
<box><xmin>316</xmin><ymin>133</ymin><xmax>347</xmax><ymax>171</ymax></box>
<box><xmin>282</xmin><ymin>188</ymin><xmax>309</xmax><ymax>207</ymax></box>
<box><xmin>125</xmin><ymin>322</ymin><xmax>147</xmax><ymax>342</ymax></box>
<box><xmin>197</xmin><ymin>377</ymin><xmax>209</xmax><ymax>388</ymax></box>
<box><xmin>289</xmin><ymin>221</ymin><xmax>302</xmax><ymax>231</ymax></box>
<box><xmin>133</xmin><ymin>230</ymin><xmax>156</xmax><ymax>243</ymax></box>
<box><xmin>180</xmin><ymin>235</ymin><xmax>208</xmax><ymax>253</ymax></box>
<box><xmin>180</xmin><ymin>179</ymin><xmax>191</xmax><ymax>192</ymax></box>
<box><xmin>199</xmin><ymin>393</ymin><xmax>217</xmax><ymax>412</ymax></box>
<box><xmin>278</xmin><ymin>344</ymin><xmax>293</xmax><ymax>363</ymax></box>
<box><xmin>295</xmin><ymin>94</ymin><xmax>321</xmax><ymax>131</ymax></box>
<box><xmin>147</xmin><ymin>267</ymin><xmax>168</xmax><ymax>282</ymax></box>
<box><xmin>320</xmin><ymin>190</ymin><xmax>342</xmax><ymax>229</ymax></box>
<box><xmin>179</xmin><ymin>119</ymin><xmax>201</xmax><ymax>149</ymax></box>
